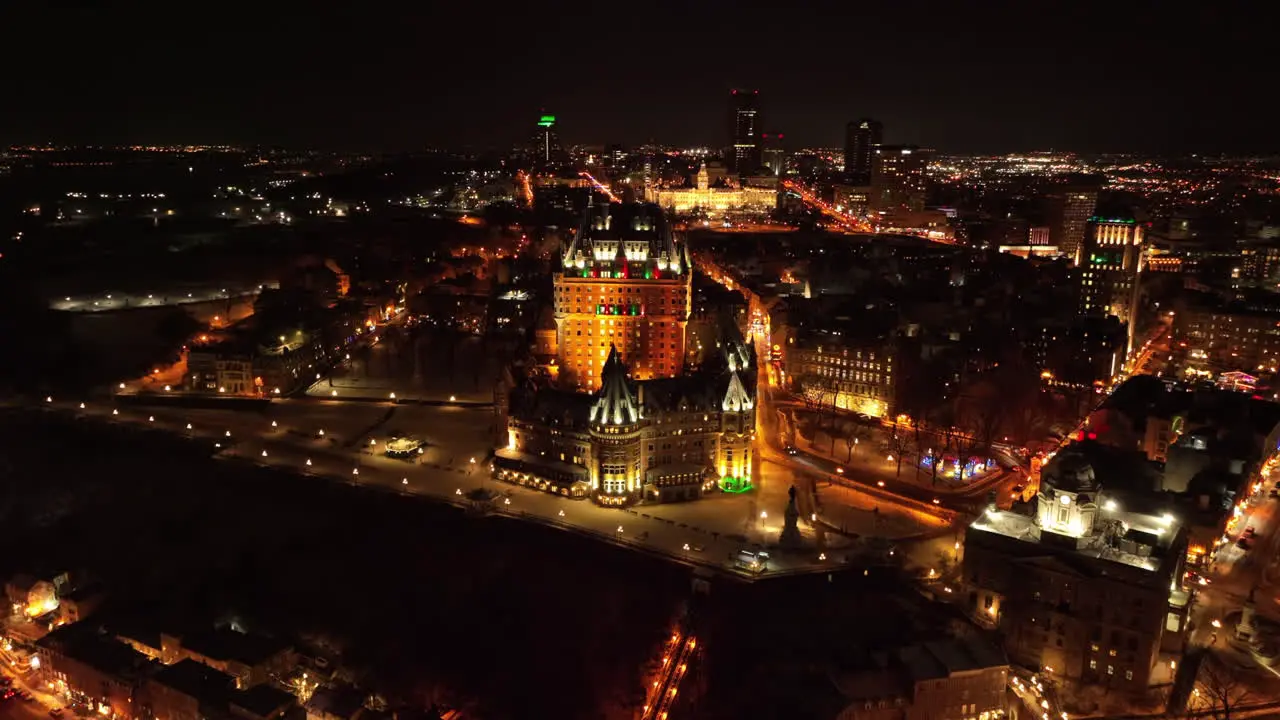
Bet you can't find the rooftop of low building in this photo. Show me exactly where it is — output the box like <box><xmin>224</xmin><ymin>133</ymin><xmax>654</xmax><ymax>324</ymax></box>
<box><xmin>36</xmin><ymin>623</ymin><xmax>151</xmax><ymax>678</ymax></box>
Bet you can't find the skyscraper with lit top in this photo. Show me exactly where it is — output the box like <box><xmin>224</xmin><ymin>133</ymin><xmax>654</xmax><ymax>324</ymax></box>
<box><xmin>554</xmin><ymin>202</ymin><xmax>692</xmax><ymax>390</ymax></box>
<box><xmin>728</xmin><ymin>89</ymin><xmax>761</xmax><ymax>175</ymax></box>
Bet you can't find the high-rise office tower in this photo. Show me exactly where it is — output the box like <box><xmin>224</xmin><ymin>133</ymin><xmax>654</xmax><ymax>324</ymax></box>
<box><xmin>761</xmin><ymin>132</ymin><xmax>786</xmax><ymax>177</ymax></box>
<box><xmin>1044</xmin><ymin>174</ymin><xmax>1103</xmax><ymax>262</ymax></box>
<box><xmin>532</xmin><ymin>112</ymin><xmax>563</xmax><ymax>169</ymax></box>
<box><xmin>1077</xmin><ymin>213</ymin><xmax>1145</xmax><ymax>354</ymax></box>
<box><xmin>843</xmin><ymin>118</ymin><xmax>882</xmax><ymax>183</ymax></box>
<box><xmin>728</xmin><ymin>89</ymin><xmax>761</xmax><ymax>175</ymax></box>
<box><xmin>871</xmin><ymin>145</ymin><xmax>930</xmax><ymax>212</ymax></box>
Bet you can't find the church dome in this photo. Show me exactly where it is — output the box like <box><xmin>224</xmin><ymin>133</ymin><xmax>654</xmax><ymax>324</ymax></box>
<box><xmin>1041</xmin><ymin>451</ymin><xmax>1098</xmax><ymax>494</ymax></box>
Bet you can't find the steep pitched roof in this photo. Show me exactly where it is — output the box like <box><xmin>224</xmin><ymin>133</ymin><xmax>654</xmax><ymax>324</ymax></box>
<box><xmin>590</xmin><ymin>345</ymin><xmax>638</xmax><ymax>426</ymax></box>
<box><xmin>722</xmin><ymin>371</ymin><xmax>754</xmax><ymax>413</ymax></box>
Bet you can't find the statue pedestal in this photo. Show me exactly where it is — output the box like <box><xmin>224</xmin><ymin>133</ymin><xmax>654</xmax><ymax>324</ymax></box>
<box><xmin>779</xmin><ymin>485</ymin><xmax>805</xmax><ymax>549</ymax></box>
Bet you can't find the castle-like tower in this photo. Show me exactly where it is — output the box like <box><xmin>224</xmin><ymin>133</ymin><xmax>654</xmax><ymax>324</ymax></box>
<box><xmin>590</xmin><ymin>346</ymin><xmax>644</xmax><ymax>505</ymax></box>
<box><xmin>716</xmin><ymin>339</ymin><xmax>756</xmax><ymax>490</ymax></box>
<box><xmin>554</xmin><ymin>203</ymin><xmax>691</xmax><ymax>391</ymax></box>
<box><xmin>499</xmin><ymin>335</ymin><xmax>758</xmax><ymax>507</ymax></box>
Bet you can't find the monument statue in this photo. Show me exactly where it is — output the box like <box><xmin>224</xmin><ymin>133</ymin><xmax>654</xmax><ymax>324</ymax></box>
<box><xmin>780</xmin><ymin>484</ymin><xmax>804</xmax><ymax>548</ymax></box>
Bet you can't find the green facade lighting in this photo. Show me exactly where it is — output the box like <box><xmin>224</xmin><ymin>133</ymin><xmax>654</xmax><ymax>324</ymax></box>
<box><xmin>538</xmin><ymin>115</ymin><xmax>556</xmax><ymax>127</ymax></box>
<box><xmin>720</xmin><ymin>476</ymin><xmax>753</xmax><ymax>493</ymax></box>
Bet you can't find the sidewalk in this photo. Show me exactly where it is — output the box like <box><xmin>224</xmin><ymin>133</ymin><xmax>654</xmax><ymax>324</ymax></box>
<box><xmin>0</xmin><ymin>655</ymin><xmax>64</xmax><ymax>713</ymax></box>
<box><xmin>792</xmin><ymin>431</ymin><xmax>1006</xmax><ymax>497</ymax></box>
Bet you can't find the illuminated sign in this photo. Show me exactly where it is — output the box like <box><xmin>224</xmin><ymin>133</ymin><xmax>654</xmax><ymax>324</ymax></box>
<box><xmin>537</xmin><ymin>115</ymin><xmax>556</xmax><ymax>127</ymax></box>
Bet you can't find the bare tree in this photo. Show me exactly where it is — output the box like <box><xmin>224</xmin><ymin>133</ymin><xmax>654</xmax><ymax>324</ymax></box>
<box><xmin>819</xmin><ymin>384</ymin><xmax>840</xmax><ymax>431</ymax></box>
<box><xmin>886</xmin><ymin>430</ymin><xmax>914</xmax><ymax>478</ymax></box>
<box><xmin>937</xmin><ymin>401</ymin><xmax>966</xmax><ymax>457</ymax></box>
<box><xmin>843</xmin><ymin>421</ymin><xmax>870</xmax><ymax>464</ymax></box>
<box><xmin>964</xmin><ymin>387</ymin><xmax>1006</xmax><ymax>461</ymax></box>
<box><xmin>1193</xmin><ymin>653</ymin><xmax>1262</xmax><ymax>720</ymax></box>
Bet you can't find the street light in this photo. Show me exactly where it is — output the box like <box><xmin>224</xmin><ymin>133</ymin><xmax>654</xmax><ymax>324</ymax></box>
<box><xmin>305</xmin><ymin>459</ymin><xmax>312</xmax><ymax>466</ymax></box>
<box><xmin>450</xmin><ymin>395</ymin><xmax>457</xmax><ymax>402</ymax></box>
<box><xmin>186</xmin><ymin>423</ymin><xmax>192</xmax><ymax>430</ymax></box>
<box><xmin>164</xmin><ymin>385</ymin><xmax>171</xmax><ymax>391</ymax></box>
<box><xmin>261</xmin><ymin>450</ymin><xmax>268</xmax><ymax>457</ymax></box>
<box><xmin>79</xmin><ymin>403</ymin><xmax>85</xmax><ymax>409</ymax></box>
<box><xmin>760</xmin><ymin>511</ymin><xmax>768</xmax><ymax>520</ymax></box>
<box><xmin>402</xmin><ymin>478</ymin><xmax>408</xmax><ymax>485</ymax></box>
<box><xmin>45</xmin><ymin>396</ymin><xmax>52</xmax><ymax>403</ymax></box>
<box><xmin>112</xmin><ymin>409</ymin><xmax>119</xmax><ymax>416</ymax></box>
<box><xmin>225</xmin><ymin>430</ymin><xmax>231</xmax><ymax>437</ymax></box>
<box><xmin>148</xmin><ymin>416</ymin><xmax>154</xmax><ymax>422</ymax></box>
<box><xmin>389</xmin><ymin>392</ymin><xmax>396</xmax><ymax>400</ymax></box>
<box><xmin>352</xmin><ymin>468</ymin><xmax>360</xmax><ymax>476</ymax></box>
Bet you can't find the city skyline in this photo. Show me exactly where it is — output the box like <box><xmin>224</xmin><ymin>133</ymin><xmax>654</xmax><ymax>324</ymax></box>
<box><xmin>6</xmin><ymin>5</ymin><xmax>1280</xmax><ymax>716</ymax></box>
<box><xmin>4</xmin><ymin>4</ymin><xmax>1276</xmax><ymax>154</ymax></box>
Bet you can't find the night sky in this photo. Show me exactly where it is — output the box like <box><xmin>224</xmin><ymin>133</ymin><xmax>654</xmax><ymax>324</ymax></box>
<box><xmin>3</xmin><ymin>3</ymin><xmax>1274</xmax><ymax>154</ymax></box>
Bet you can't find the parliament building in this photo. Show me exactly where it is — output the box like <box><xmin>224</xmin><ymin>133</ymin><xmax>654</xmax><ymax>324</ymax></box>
<box><xmin>494</xmin><ymin>203</ymin><xmax>758</xmax><ymax>506</ymax></box>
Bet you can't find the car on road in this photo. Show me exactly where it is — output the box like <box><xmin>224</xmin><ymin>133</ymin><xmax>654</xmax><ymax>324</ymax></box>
<box><xmin>1245</xmin><ymin>526</ymin><xmax>1256</xmax><ymax>537</ymax></box>
<box><xmin>1237</xmin><ymin>538</ymin><xmax>1252</xmax><ymax>550</ymax></box>
<box><xmin>783</xmin><ymin>445</ymin><xmax>798</xmax><ymax>455</ymax></box>
<box><xmin>50</xmin><ymin>708</ymin><xmax>63</xmax><ymax>717</ymax></box>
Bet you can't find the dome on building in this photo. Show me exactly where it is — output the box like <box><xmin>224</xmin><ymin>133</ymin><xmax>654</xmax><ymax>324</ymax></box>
<box><xmin>1041</xmin><ymin>452</ymin><xmax>1098</xmax><ymax>495</ymax></box>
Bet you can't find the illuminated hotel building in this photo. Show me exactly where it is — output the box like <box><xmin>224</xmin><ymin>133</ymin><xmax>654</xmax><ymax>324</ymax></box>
<box><xmin>553</xmin><ymin>202</ymin><xmax>692</xmax><ymax>391</ymax></box>
<box><xmin>497</xmin><ymin>338</ymin><xmax>757</xmax><ymax>506</ymax></box>
<box><xmin>1077</xmin><ymin>216</ymin><xmax>1145</xmax><ymax>353</ymax></box>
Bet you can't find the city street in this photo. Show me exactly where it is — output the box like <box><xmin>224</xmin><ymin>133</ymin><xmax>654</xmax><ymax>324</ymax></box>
<box><xmin>1191</xmin><ymin>477</ymin><xmax>1280</xmax><ymax>644</ymax></box>
<box><xmin>49</xmin><ymin>282</ymin><xmax>269</xmax><ymax>313</ymax></box>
